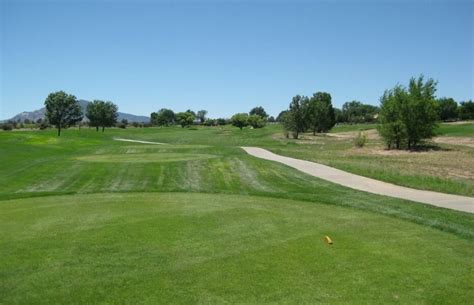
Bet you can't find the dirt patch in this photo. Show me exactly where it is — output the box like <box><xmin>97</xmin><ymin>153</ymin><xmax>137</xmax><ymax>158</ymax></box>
<box><xmin>328</xmin><ymin>129</ymin><xmax>380</xmax><ymax>140</ymax></box>
<box><xmin>434</xmin><ymin>137</ymin><xmax>474</xmax><ymax>148</ymax></box>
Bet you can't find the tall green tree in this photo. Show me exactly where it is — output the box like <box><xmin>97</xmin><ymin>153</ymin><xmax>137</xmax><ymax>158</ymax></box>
<box><xmin>341</xmin><ymin>101</ymin><xmax>379</xmax><ymax>124</ymax></box>
<box><xmin>248</xmin><ymin>114</ymin><xmax>266</xmax><ymax>128</ymax></box>
<box><xmin>378</xmin><ymin>76</ymin><xmax>438</xmax><ymax>150</ymax></box>
<box><xmin>458</xmin><ymin>100</ymin><xmax>474</xmax><ymax>120</ymax></box>
<box><xmin>231</xmin><ymin>113</ymin><xmax>249</xmax><ymax>130</ymax></box>
<box><xmin>176</xmin><ymin>112</ymin><xmax>195</xmax><ymax>128</ymax></box>
<box><xmin>44</xmin><ymin>91</ymin><xmax>83</xmax><ymax>136</ymax></box>
<box><xmin>305</xmin><ymin>92</ymin><xmax>336</xmax><ymax>135</ymax></box>
<box><xmin>196</xmin><ymin>110</ymin><xmax>208</xmax><ymax>124</ymax></box>
<box><xmin>284</xmin><ymin>95</ymin><xmax>308</xmax><ymax>139</ymax></box>
<box><xmin>436</xmin><ymin>98</ymin><xmax>458</xmax><ymax>121</ymax></box>
<box><xmin>86</xmin><ymin>101</ymin><xmax>102</xmax><ymax>131</ymax></box>
<box><xmin>150</xmin><ymin>108</ymin><xmax>175</xmax><ymax>126</ymax></box>
<box><xmin>377</xmin><ymin>86</ymin><xmax>408</xmax><ymax>149</ymax></box>
<box><xmin>101</xmin><ymin>101</ymin><xmax>118</xmax><ymax>132</ymax></box>
<box><xmin>86</xmin><ymin>100</ymin><xmax>118</xmax><ymax>132</ymax></box>
<box><xmin>249</xmin><ymin>106</ymin><xmax>268</xmax><ymax>119</ymax></box>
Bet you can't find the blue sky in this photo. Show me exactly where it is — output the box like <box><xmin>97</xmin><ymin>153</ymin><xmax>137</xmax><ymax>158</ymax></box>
<box><xmin>1</xmin><ymin>0</ymin><xmax>472</xmax><ymax>119</ymax></box>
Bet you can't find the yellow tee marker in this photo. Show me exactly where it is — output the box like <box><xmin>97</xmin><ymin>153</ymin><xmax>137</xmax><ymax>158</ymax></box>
<box><xmin>324</xmin><ymin>236</ymin><xmax>333</xmax><ymax>245</ymax></box>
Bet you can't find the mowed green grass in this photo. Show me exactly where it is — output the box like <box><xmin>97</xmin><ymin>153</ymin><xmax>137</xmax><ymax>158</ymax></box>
<box><xmin>436</xmin><ymin>121</ymin><xmax>474</xmax><ymax>137</ymax></box>
<box><xmin>1</xmin><ymin>126</ymin><xmax>473</xmax><ymax>304</ymax></box>
<box><xmin>2</xmin><ymin>193</ymin><xmax>473</xmax><ymax>304</ymax></box>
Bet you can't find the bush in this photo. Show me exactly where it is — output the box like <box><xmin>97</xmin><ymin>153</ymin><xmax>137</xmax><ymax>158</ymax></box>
<box><xmin>378</xmin><ymin>76</ymin><xmax>438</xmax><ymax>150</ymax></box>
<box><xmin>248</xmin><ymin>114</ymin><xmax>266</xmax><ymax>128</ymax></box>
<box><xmin>354</xmin><ymin>131</ymin><xmax>367</xmax><ymax>148</ymax></box>
<box><xmin>38</xmin><ymin>121</ymin><xmax>50</xmax><ymax>130</ymax></box>
<box><xmin>1</xmin><ymin>124</ymin><xmax>13</xmax><ymax>131</ymax></box>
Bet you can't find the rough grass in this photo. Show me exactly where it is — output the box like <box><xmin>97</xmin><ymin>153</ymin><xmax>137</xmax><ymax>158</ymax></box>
<box><xmin>1</xmin><ymin>126</ymin><xmax>473</xmax><ymax>304</ymax></box>
<box><xmin>1</xmin><ymin>193</ymin><xmax>473</xmax><ymax>305</ymax></box>
<box><xmin>270</xmin><ymin>123</ymin><xmax>474</xmax><ymax>196</ymax></box>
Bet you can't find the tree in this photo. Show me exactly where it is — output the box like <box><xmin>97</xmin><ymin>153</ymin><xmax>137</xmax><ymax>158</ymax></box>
<box><xmin>378</xmin><ymin>76</ymin><xmax>438</xmax><ymax>150</ymax></box>
<box><xmin>334</xmin><ymin>108</ymin><xmax>344</xmax><ymax>123</ymax></box>
<box><xmin>458</xmin><ymin>100</ymin><xmax>474</xmax><ymax>120</ymax></box>
<box><xmin>151</xmin><ymin>108</ymin><xmax>175</xmax><ymax>126</ymax></box>
<box><xmin>231</xmin><ymin>113</ymin><xmax>249</xmax><ymax>130</ymax></box>
<box><xmin>86</xmin><ymin>101</ymin><xmax>102</xmax><ymax>131</ymax></box>
<box><xmin>276</xmin><ymin>110</ymin><xmax>288</xmax><ymax>122</ymax></box>
<box><xmin>249</xmin><ymin>106</ymin><xmax>268</xmax><ymax>119</ymax></box>
<box><xmin>176</xmin><ymin>112</ymin><xmax>195</xmax><ymax>128</ymax></box>
<box><xmin>283</xmin><ymin>95</ymin><xmax>308</xmax><ymax>139</ymax></box>
<box><xmin>101</xmin><ymin>101</ymin><xmax>119</xmax><ymax>131</ymax></box>
<box><xmin>437</xmin><ymin>98</ymin><xmax>458</xmax><ymax>121</ymax></box>
<box><xmin>248</xmin><ymin>114</ymin><xmax>266</xmax><ymax>128</ymax></box>
<box><xmin>341</xmin><ymin>101</ymin><xmax>379</xmax><ymax>124</ymax></box>
<box><xmin>216</xmin><ymin>118</ymin><xmax>227</xmax><ymax>126</ymax></box>
<box><xmin>377</xmin><ymin>86</ymin><xmax>407</xmax><ymax>149</ymax></box>
<box><xmin>44</xmin><ymin>91</ymin><xmax>83</xmax><ymax>136</ymax></box>
<box><xmin>86</xmin><ymin>100</ymin><xmax>118</xmax><ymax>132</ymax></box>
<box><xmin>305</xmin><ymin>92</ymin><xmax>336</xmax><ymax>134</ymax></box>
<box><xmin>196</xmin><ymin>110</ymin><xmax>208</xmax><ymax>124</ymax></box>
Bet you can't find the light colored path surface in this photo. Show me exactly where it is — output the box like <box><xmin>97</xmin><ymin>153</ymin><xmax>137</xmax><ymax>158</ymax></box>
<box><xmin>242</xmin><ymin>147</ymin><xmax>474</xmax><ymax>213</ymax></box>
<box><xmin>114</xmin><ymin>138</ymin><xmax>167</xmax><ymax>145</ymax></box>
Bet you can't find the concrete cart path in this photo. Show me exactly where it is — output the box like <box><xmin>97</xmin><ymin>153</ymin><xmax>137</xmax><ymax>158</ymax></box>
<box><xmin>242</xmin><ymin>147</ymin><xmax>474</xmax><ymax>213</ymax></box>
<box><xmin>114</xmin><ymin>138</ymin><xmax>167</xmax><ymax>145</ymax></box>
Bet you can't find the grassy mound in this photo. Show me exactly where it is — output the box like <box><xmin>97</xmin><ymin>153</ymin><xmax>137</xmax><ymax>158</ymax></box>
<box><xmin>1</xmin><ymin>192</ymin><xmax>472</xmax><ymax>304</ymax></box>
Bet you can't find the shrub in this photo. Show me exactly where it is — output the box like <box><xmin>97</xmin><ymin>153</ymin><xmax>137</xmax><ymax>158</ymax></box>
<box><xmin>1</xmin><ymin>124</ymin><xmax>13</xmax><ymax>131</ymax></box>
<box><xmin>378</xmin><ymin>76</ymin><xmax>438</xmax><ymax>150</ymax></box>
<box><xmin>38</xmin><ymin>121</ymin><xmax>50</xmax><ymax>130</ymax></box>
<box><xmin>354</xmin><ymin>131</ymin><xmax>367</xmax><ymax>148</ymax></box>
<box><xmin>248</xmin><ymin>114</ymin><xmax>266</xmax><ymax>128</ymax></box>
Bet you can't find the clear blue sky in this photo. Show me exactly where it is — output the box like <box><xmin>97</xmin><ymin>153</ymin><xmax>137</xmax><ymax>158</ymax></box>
<box><xmin>1</xmin><ymin>0</ymin><xmax>473</xmax><ymax>119</ymax></box>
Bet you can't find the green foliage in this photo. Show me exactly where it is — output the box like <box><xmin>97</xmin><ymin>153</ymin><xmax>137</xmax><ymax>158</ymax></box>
<box><xmin>231</xmin><ymin>113</ymin><xmax>249</xmax><ymax>130</ymax></box>
<box><xmin>176</xmin><ymin>112</ymin><xmax>195</xmax><ymax>128</ymax></box>
<box><xmin>353</xmin><ymin>131</ymin><xmax>368</xmax><ymax>148</ymax></box>
<box><xmin>203</xmin><ymin>118</ymin><xmax>216</xmax><ymax>126</ymax></box>
<box><xmin>150</xmin><ymin>108</ymin><xmax>175</xmax><ymax>127</ymax></box>
<box><xmin>196</xmin><ymin>110</ymin><xmax>208</xmax><ymax>124</ymax></box>
<box><xmin>86</xmin><ymin>100</ymin><xmax>118</xmax><ymax>132</ymax></box>
<box><xmin>216</xmin><ymin>118</ymin><xmax>228</xmax><ymax>126</ymax></box>
<box><xmin>458</xmin><ymin>100</ymin><xmax>474</xmax><ymax>120</ymax></box>
<box><xmin>378</xmin><ymin>76</ymin><xmax>438</xmax><ymax>150</ymax></box>
<box><xmin>341</xmin><ymin>101</ymin><xmax>379</xmax><ymax>124</ymax></box>
<box><xmin>44</xmin><ymin>91</ymin><xmax>83</xmax><ymax>136</ymax></box>
<box><xmin>276</xmin><ymin>110</ymin><xmax>288</xmax><ymax>122</ymax></box>
<box><xmin>283</xmin><ymin>95</ymin><xmax>308</xmax><ymax>139</ymax></box>
<box><xmin>249</xmin><ymin>106</ymin><xmax>268</xmax><ymax>118</ymax></box>
<box><xmin>1</xmin><ymin>123</ymin><xmax>13</xmax><ymax>131</ymax></box>
<box><xmin>436</xmin><ymin>97</ymin><xmax>458</xmax><ymax>121</ymax></box>
<box><xmin>304</xmin><ymin>92</ymin><xmax>336</xmax><ymax>134</ymax></box>
<box><xmin>248</xmin><ymin>114</ymin><xmax>266</xmax><ymax>128</ymax></box>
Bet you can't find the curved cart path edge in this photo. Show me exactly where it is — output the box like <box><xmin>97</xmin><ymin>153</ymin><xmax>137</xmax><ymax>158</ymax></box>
<box><xmin>242</xmin><ymin>147</ymin><xmax>474</xmax><ymax>213</ymax></box>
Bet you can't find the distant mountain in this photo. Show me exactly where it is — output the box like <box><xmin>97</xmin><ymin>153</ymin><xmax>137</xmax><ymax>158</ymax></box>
<box><xmin>5</xmin><ymin>100</ymin><xmax>150</xmax><ymax>123</ymax></box>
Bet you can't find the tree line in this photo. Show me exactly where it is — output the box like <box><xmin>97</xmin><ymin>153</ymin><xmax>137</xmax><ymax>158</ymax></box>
<box><xmin>150</xmin><ymin>106</ymin><xmax>272</xmax><ymax>129</ymax></box>
<box><xmin>40</xmin><ymin>91</ymin><xmax>119</xmax><ymax>136</ymax></box>
<box><xmin>2</xmin><ymin>84</ymin><xmax>472</xmax><ymax>149</ymax></box>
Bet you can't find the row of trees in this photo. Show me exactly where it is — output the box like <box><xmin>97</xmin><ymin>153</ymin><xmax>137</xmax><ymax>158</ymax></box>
<box><xmin>150</xmin><ymin>109</ymin><xmax>208</xmax><ymax>128</ymax></box>
<box><xmin>436</xmin><ymin>98</ymin><xmax>474</xmax><ymax>121</ymax></box>
<box><xmin>44</xmin><ymin>91</ymin><xmax>118</xmax><ymax>136</ymax></box>
<box><xmin>230</xmin><ymin>107</ymin><xmax>269</xmax><ymax>130</ymax></box>
<box><xmin>278</xmin><ymin>92</ymin><xmax>336</xmax><ymax>139</ymax></box>
<box><xmin>150</xmin><ymin>106</ymin><xmax>271</xmax><ymax>129</ymax></box>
